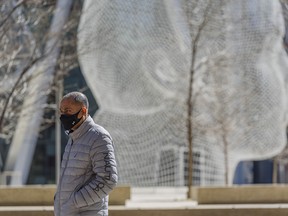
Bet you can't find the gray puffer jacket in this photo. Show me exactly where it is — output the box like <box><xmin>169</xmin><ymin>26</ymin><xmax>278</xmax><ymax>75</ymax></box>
<box><xmin>54</xmin><ymin>116</ymin><xmax>118</xmax><ymax>216</ymax></box>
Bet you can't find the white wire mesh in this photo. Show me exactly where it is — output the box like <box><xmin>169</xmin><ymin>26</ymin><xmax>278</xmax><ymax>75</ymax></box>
<box><xmin>78</xmin><ymin>0</ymin><xmax>288</xmax><ymax>186</ymax></box>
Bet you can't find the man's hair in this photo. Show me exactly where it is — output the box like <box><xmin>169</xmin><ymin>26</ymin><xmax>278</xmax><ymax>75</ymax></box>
<box><xmin>62</xmin><ymin>91</ymin><xmax>89</xmax><ymax>110</ymax></box>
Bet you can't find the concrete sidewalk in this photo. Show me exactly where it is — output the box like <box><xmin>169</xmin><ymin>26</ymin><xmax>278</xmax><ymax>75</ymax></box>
<box><xmin>1</xmin><ymin>187</ymin><xmax>288</xmax><ymax>216</ymax></box>
<box><xmin>1</xmin><ymin>204</ymin><xmax>288</xmax><ymax>216</ymax></box>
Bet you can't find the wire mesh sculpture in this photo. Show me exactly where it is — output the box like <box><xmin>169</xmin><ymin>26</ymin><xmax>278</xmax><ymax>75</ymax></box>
<box><xmin>78</xmin><ymin>0</ymin><xmax>288</xmax><ymax>186</ymax></box>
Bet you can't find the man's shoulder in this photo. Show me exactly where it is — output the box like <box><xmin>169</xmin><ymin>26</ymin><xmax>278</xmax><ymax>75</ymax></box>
<box><xmin>87</xmin><ymin>123</ymin><xmax>112</xmax><ymax>140</ymax></box>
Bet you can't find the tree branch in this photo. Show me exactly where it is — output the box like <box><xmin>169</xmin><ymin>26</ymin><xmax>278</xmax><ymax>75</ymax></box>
<box><xmin>0</xmin><ymin>0</ymin><xmax>25</xmax><ymax>28</ymax></box>
<box><xmin>0</xmin><ymin>55</ymin><xmax>43</xmax><ymax>133</ymax></box>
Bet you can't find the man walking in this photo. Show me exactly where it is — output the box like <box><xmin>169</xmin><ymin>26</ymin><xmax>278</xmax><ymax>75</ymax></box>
<box><xmin>54</xmin><ymin>91</ymin><xmax>118</xmax><ymax>216</ymax></box>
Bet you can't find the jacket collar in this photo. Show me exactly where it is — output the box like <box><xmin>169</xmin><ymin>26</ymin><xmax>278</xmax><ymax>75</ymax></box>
<box><xmin>69</xmin><ymin>115</ymin><xmax>94</xmax><ymax>140</ymax></box>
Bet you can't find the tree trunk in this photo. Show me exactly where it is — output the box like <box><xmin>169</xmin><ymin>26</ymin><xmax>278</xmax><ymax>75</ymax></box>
<box><xmin>223</xmin><ymin>132</ymin><xmax>229</xmax><ymax>185</ymax></box>
<box><xmin>186</xmin><ymin>1</ymin><xmax>210</xmax><ymax>199</ymax></box>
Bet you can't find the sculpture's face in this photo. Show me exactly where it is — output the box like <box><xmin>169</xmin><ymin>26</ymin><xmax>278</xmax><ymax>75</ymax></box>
<box><xmin>78</xmin><ymin>0</ymin><xmax>288</xmax><ymax>185</ymax></box>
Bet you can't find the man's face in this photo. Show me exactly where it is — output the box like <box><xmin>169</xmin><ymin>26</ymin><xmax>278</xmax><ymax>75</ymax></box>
<box><xmin>59</xmin><ymin>98</ymin><xmax>87</xmax><ymax>130</ymax></box>
<box><xmin>60</xmin><ymin>98</ymin><xmax>83</xmax><ymax>116</ymax></box>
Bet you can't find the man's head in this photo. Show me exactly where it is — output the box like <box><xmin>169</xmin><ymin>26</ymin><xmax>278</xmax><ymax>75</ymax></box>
<box><xmin>59</xmin><ymin>91</ymin><xmax>89</xmax><ymax>131</ymax></box>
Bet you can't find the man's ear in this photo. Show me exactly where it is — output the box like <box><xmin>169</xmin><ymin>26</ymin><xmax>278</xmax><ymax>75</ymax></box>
<box><xmin>82</xmin><ymin>107</ymin><xmax>88</xmax><ymax>116</ymax></box>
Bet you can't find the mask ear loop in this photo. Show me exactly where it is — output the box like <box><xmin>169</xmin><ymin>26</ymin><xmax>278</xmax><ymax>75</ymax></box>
<box><xmin>76</xmin><ymin>108</ymin><xmax>83</xmax><ymax>116</ymax></box>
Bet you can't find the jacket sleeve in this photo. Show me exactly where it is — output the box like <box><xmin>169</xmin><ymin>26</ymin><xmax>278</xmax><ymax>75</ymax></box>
<box><xmin>73</xmin><ymin>133</ymin><xmax>118</xmax><ymax>208</ymax></box>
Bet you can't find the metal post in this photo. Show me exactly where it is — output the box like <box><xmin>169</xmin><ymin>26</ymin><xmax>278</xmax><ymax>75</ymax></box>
<box><xmin>55</xmin><ymin>78</ymin><xmax>63</xmax><ymax>184</ymax></box>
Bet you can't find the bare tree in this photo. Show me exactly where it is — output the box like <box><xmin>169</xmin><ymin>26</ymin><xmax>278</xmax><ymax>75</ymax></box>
<box><xmin>0</xmin><ymin>0</ymin><xmax>54</xmax><ymax>141</ymax></box>
<box><xmin>185</xmin><ymin>0</ymin><xmax>217</xmax><ymax>198</ymax></box>
<box><xmin>0</xmin><ymin>0</ymin><xmax>84</xmax><ymax>184</ymax></box>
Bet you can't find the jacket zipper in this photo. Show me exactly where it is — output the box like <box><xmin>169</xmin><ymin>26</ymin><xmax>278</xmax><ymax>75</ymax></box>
<box><xmin>58</xmin><ymin>139</ymin><xmax>73</xmax><ymax>216</ymax></box>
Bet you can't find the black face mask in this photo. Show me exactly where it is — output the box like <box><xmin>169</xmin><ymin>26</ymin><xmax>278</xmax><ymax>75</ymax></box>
<box><xmin>60</xmin><ymin>108</ymin><xmax>82</xmax><ymax>130</ymax></box>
